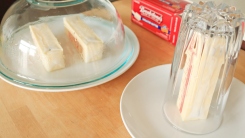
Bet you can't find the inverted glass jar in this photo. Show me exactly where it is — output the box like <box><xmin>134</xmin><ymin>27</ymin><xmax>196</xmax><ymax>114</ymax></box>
<box><xmin>163</xmin><ymin>1</ymin><xmax>244</xmax><ymax>134</ymax></box>
<box><xmin>0</xmin><ymin>0</ymin><xmax>130</xmax><ymax>89</ymax></box>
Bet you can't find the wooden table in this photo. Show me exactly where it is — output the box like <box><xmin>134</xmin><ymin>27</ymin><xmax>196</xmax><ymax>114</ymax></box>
<box><xmin>0</xmin><ymin>0</ymin><xmax>245</xmax><ymax>137</ymax></box>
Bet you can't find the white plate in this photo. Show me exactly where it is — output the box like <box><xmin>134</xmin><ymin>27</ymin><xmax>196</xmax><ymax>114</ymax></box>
<box><xmin>0</xmin><ymin>26</ymin><xmax>139</xmax><ymax>92</ymax></box>
<box><xmin>120</xmin><ymin>64</ymin><xmax>245</xmax><ymax>138</ymax></box>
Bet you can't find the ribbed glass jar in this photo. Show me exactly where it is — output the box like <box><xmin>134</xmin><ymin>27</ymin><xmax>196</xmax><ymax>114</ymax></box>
<box><xmin>163</xmin><ymin>1</ymin><xmax>244</xmax><ymax>134</ymax></box>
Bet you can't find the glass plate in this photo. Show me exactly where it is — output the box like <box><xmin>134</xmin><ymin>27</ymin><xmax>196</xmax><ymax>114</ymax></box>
<box><xmin>0</xmin><ymin>26</ymin><xmax>139</xmax><ymax>92</ymax></box>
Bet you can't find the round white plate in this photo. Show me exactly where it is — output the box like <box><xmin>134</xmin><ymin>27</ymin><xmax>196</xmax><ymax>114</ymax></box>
<box><xmin>120</xmin><ymin>64</ymin><xmax>245</xmax><ymax>138</ymax></box>
<box><xmin>0</xmin><ymin>26</ymin><xmax>139</xmax><ymax>92</ymax></box>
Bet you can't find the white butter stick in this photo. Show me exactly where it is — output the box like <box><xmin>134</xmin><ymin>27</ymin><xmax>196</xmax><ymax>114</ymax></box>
<box><xmin>63</xmin><ymin>15</ymin><xmax>104</xmax><ymax>63</ymax></box>
<box><xmin>177</xmin><ymin>32</ymin><xmax>226</xmax><ymax>121</ymax></box>
<box><xmin>177</xmin><ymin>31</ymin><xmax>204</xmax><ymax>121</ymax></box>
<box><xmin>132</xmin><ymin>11</ymin><xmax>142</xmax><ymax>21</ymax></box>
<box><xmin>29</xmin><ymin>23</ymin><xmax>65</xmax><ymax>72</ymax></box>
<box><xmin>191</xmin><ymin>36</ymin><xmax>226</xmax><ymax>119</ymax></box>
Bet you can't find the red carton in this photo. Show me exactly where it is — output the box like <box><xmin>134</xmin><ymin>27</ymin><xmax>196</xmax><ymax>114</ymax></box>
<box><xmin>131</xmin><ymin>0</ymin><xmax>190</xmax><ymax>45</ymax></box>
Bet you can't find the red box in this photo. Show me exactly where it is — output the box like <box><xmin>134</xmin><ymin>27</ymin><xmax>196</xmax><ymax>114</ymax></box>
<box><xmin>131</xmin><ymin>0</ymin><xmax>189</xmax><ymax>45</ymax></box>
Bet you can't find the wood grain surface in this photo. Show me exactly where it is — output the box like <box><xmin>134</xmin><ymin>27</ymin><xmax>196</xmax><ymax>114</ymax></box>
<box><xmin>0</xmin><ymin>0</ymin><xmax>245</xmax><ymax>137</ymax></box>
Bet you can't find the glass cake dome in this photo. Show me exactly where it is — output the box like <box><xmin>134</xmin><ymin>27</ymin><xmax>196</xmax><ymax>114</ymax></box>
<box><xmin>0</xmin><ymin>0</ymin><xmax>136</xmax><ymax>91</ymax></box>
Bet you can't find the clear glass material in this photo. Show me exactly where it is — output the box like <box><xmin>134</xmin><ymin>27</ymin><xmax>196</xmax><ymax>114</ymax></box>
<box><xmin>0</xmin><ymin>0</ymin><xmax>130</xmax><ymax>88</ymax></box>
<box><xmin>163</xmin><ymin>1</ymin><xmax>244</xmax><ymax>134</ymax></box>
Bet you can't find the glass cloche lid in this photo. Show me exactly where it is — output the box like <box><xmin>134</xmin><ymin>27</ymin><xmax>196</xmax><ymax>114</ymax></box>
<box><xmin>0</xmin><ymin>0</ymin><xmax>137</xmax><ymax>91</ymax></box>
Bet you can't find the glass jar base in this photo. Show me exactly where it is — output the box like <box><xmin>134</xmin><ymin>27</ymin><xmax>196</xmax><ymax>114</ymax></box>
<box><xmin>163</xmin><ymin>99</ymin><xmax>222</xmax><ymax>135</ymax></box>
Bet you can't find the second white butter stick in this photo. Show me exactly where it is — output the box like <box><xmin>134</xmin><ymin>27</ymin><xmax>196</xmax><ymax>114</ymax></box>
<box><xmin>29</xmin><ymin>23</ymin><xmax>65</xmax><ymax>72</ymax></box>
<box><xmin>63</xmin><ymin>15</ymin><xmax>104</xmax><ymax>63</ymax></box>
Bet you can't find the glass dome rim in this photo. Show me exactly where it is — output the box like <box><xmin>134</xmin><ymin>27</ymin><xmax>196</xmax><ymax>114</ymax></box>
<box><xmin>26</xmin><ymin>0</ymin><xmax>87</xmax><ymax>7</ymax></box>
